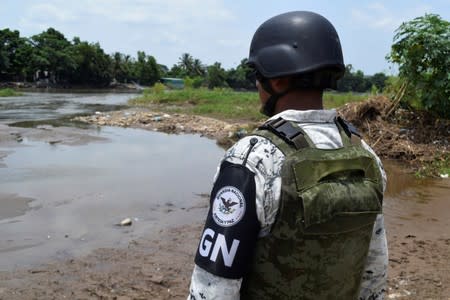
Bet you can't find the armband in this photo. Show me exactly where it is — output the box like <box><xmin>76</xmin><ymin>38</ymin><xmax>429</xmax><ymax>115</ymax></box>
<box><xmin>194</xmin><ymin>161</ymin><xmax>259</xmax><ymax>279</ymax></box>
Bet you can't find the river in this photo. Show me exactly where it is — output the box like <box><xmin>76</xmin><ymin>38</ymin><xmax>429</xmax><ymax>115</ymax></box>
<box><xmin>0</xmin><ymin>92</ymin><xmax>224</xmax><ymax>270</ymax></box>
<box><xmin>0</xmin><ymin>92</ymin><xmax>449</xmax><ymax>296</ymax></box>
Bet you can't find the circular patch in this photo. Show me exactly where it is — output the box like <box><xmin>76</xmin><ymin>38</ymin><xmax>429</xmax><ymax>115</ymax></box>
<box><xmin>212</xmin><ymin>186</ymin><xmax>246</xmax><ymax>227</ymax></box>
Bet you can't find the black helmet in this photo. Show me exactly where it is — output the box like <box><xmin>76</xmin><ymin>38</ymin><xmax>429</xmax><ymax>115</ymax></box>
<box><xmin>248</xmin><ymin>11</ymin><xmax>345</xmax><ymax>116</ymax></box>
<box><xmin>248</xmin><ymin>11</ymin><xmax>345</xmax><ymax>80</ymax></box>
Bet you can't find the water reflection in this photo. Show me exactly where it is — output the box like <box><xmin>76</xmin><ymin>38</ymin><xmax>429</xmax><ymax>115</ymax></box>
<box><xmin>383</xmin><ymin>160</ymin><xmax>450</xmax><ymax>239</ymax></box>
<box><xmin>0</xmin><ymin>92</ymin><xmax>136</xmax><ymax>124</ymax></box>
<box><xmin>0</xmin><ymin>126</ymin><xmax>224</xmax><ymax>270</ymax></box>
<box><xmin>384</xmin><ymin>161</ymin><xmax>448</xmax><ymax>204</ymax></box>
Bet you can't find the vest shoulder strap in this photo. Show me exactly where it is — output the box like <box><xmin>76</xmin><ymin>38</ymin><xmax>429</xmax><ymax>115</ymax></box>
<box><xmin>255</xmin><ymin>118</ymin><xmax>314</xmax><ymax>155</ymax></box>
<box><xmin>255</xmin><ymin>116</ymin><xmax>363</xmax><ymax>153</ymax></box>
<box><xmin>334</xmin><ymin>116</ymin><xmax>362</xmax><ymax>146</ymax></box>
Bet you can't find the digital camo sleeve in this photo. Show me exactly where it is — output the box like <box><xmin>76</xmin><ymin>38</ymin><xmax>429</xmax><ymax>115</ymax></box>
<box><xmin>189</xmin><ymin>265</ymin><xmax>242</xmax><ymax>300</ymax></box>
<box><xmin>359</xmin><ymin>140</ymin><xmax>388</xmax><ymax>300</ymax></box>
<box><xmin>188</xmin><ymin>136</ymin><xmax>284</xmax><ymax>300</ymax></box>
<box><xmin>358</xmin><ymin>214</ymin><xmax>388</xmax><ymax>300</ymax></box>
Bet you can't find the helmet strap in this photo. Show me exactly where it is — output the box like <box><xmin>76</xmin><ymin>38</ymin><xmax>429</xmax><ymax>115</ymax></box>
<box><xmin>260</xmin><ymin>78</ymin><xmax>292</xmax><ymax>116</ymax></box>
<box><xmin>261</xmin><ymin>92</ymin><xmax>285</xmax><ymax>116</ymax></box>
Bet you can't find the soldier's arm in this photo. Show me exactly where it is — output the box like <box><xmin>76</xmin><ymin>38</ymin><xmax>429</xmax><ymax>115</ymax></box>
<box><xmin>358</xmin><ymin>140</ymin><xmax>388</xmax><ymax>300</ymax></box>
<box><xmin>188</xmin><ymin>265</ymin><xmax>241</xmax><ymax>300</ymax></box>
<box><xmin>188</xmin><ymin>136</ymin><xmax>284</xmax><ymax>300</ymax></box>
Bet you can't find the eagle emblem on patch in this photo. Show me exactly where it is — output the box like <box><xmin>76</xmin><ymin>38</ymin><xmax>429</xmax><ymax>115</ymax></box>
<box><xmin>212</xmin><ymin>186</ymin><xmax>246</xmax><ymax>227</ymax></box>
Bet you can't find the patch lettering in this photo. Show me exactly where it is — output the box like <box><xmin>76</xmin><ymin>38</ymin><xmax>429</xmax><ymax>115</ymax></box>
<box><xmin>198</xmin><ymin>227</ymin><xmax>240</xmax><ymax>267</ymax></box>
<box><xmin>212</xmin><ymin>186</ymin><xmax>246</xmax><ymax>227</ymax></box>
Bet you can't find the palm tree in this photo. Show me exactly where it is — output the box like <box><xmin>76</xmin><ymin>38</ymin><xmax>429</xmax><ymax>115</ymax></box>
<box><xmin>178</xmin><ymin>53</ymin><xmax>194</xmax><ymax>73</ymax></box>
<box><xmin>192</xmin><ymin>58</ymin><xmax>205</xmax><ymax>76</ymax></box>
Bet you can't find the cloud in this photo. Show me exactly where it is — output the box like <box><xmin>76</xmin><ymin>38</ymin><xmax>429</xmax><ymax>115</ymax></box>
<box><xmin>30</xmin><ymin>3</ymin><xmax>78</xmax><ymax>22</ymax></box>
<box><xmin>19</xmin><ymin>3</ymin><xmax>77</xmax><ymax>26</ymax></box>
<box><xmin>18</xmin><ymin>0</ymin><xmax>234</xmax><ymax>28</ymax></box>
<box><xmin>17</xmin><ymin>0</ymin><xmax>236</xmax><ymax>46</ymax></box>
<box><xmin>368</xmin><ymin>2</ymin><xmax>386</xmax><ymax>11</ymax></box>
<box><xmin>13</xmin><ymin>0</ymin><xmax>244</xmax><ymax>68</ymax></box>
<box><xmin>351</xmin><ymin>3</ymin><xmax>396</xmax><ymax>30</ymax></box>
<box><xmin>80</xmin><ymin>0</ymin><xmax>234</xmax><ymax>24</ymax></box>
<box><xmin>18</xmin><ymin>2</ymin><xmax>79</xmax><ymax>32</ymax></box>
<box><xmin>351</xmin><ymin>2</ymin><xmax>434</xmax><ymax>31</ymax></box>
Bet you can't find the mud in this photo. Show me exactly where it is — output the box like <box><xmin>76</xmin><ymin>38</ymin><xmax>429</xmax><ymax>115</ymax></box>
<box><xmin>0</xmin><ymin>194</ymin><xmax>34</xmax><ymax>220</ymax></box>
<box><xmin>73</xmin><ymin>108</ymin><xmax>257</xmax><ymax>148</ymax></box>
<box><xmin>383</xmin><ymin>163</ymin><xmax>450</xmax><ymax>299</ymax></box>
<box><xmin>1</xmin><ymin>185</ymin><xmax>449</xmax><ymax>300</ymax></box>
<box><xmin>0</xmin><ymin>123</ymin><xmax>108</xmax><ymax>148</ymax></box>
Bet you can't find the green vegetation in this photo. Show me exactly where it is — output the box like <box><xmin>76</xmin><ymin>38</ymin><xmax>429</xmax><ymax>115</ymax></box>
<box><xmin>0</xmin><ymin>88</ymin><xmax>22</xmax><ymax>97</ymax></box>
<box><xmin>3</xmin><ymin>13</ymin><xmax>448</xmax><ymax>122</ymax></box>
<box><xmin>387</xmin><ymin>14</ymin><xmax>450</xmax><ymax>119</ymax></box>
<box><xmin>337</xmin><ymin>65</ymin><xmax>388</xmax><ymax>93</ymax></box>
<box><xmin>1</xmin><ymin>27</ymin><xmax>388</xmax><ymax>92</ymax></box>
<box><xmin>323</xmin><ymin>92</ymin><xmax>368</xmax><ymax>108</ymax></box>
<box><xmin>0</xmin><ymin>28</ymin><xmax>160</xmax><ymax>86</ymax></box>
<box><xmin>415</xmin><ymin>153</ymin><xmax>450</xmax><ymax>178</ymax></box>
<box><xmin>130</xmin><ymin>87</ymin><xmax>366</xmax><ymax>121</ymax></box>
<box><xmin>131</xmin><ymin>87</ymin><xmax>262</xmax><ymax>120</ymax></box>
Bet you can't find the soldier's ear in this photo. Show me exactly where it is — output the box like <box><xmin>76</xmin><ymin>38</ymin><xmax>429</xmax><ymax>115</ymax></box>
<box><xmin>270</xmin><ymin>77</ymin><xmax>291</xmax><ymax>93</ymax></box>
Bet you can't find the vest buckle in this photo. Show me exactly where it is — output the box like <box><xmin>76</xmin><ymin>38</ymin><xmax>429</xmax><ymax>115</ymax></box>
<box><xmin>260</xmin><ymin>118</ymin><xmax>309</xmax><ymax>149</ymax></box>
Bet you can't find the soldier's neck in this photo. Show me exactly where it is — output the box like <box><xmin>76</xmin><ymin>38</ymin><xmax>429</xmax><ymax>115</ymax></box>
<box><xmin>274</xmin><ymin>90</ymin><xmax>323</xmax><ymax>113</ymax></box>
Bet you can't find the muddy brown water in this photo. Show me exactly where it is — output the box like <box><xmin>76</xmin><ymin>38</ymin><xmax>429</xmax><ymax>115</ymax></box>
<box><xmin>383</xmin><ymin>162</ymin><xmax>450</xmax><ymax>239</ymax></box>
<box><xmin>0</xmin><ymin>126</ymin><xmax>224</xmax><ymax>270</ymax></box>
<box><xmin>0</xmin><ymin>92</ymin><xmax>449</xmax><ymax>277</ymax></box>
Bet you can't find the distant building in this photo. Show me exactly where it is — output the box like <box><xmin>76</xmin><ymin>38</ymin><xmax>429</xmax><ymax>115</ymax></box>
<box><xmin>160</xmin><ymin>78</ymin><xmax>184</xmax><ymax>89</ymax></box>
<box><xmin>34</xmin><ymin>70</ymin><xmax>55</xmax><ymax>87</ymax></box>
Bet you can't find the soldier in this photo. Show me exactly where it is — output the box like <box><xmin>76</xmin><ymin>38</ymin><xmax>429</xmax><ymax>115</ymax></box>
<box><xmin>188</xmin><ymin>11</ymin><xmax>388</xmax><ymax>300</ymax></box>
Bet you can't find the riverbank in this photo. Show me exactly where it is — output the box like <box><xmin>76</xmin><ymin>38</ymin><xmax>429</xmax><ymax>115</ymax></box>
<box><xmin>0</xmin><ymin>88</ymin><xmax>23</xmax><ymax>97</ymax></box>
<box><xmin>74</xmin><ymin>108</ymin><xmax>255</xmax><ymax>148</ymax></box>
<box><xmin>0</xmin><ymin>92</ymin><xmax>449</xmax><ymax>299</ymax></box>
<box><xmin>339</xmin><ymin>96</ymin><xmax>449</xmax><ymax>177</ymax></box>
<box><xmin>0</xmin><ymin>82</ymin><xmax>144</xmax><ymax>93</ymax></box>
<box><xmin>75</xmin><ymin>95</ymin><xmax>449</xmax><ymax>177</ymax></box>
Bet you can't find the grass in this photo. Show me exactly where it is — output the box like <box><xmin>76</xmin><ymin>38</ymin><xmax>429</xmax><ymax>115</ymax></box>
<box><xmin>129</xmin><ymin>87</ymin><xmax>367</xmax><ymax>121</ymax></box>
<box><xmin>131</xmin><ymin>88</ymin><xmax>263</xmax><ymax>120</ymax></box>
<box><xmin>0</xmin><ymin>88</ymin><xmax>23</xmax><ymax>97</ymax></box>
<box><xmin>323</xmin><ymin>92</ymin><xmax>368</xmax><ymax>109</ymax></box>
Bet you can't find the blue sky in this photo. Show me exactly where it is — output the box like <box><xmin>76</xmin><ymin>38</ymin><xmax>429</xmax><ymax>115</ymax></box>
<box><xmin>1</xmin><ymin>0</ymin><xmax>449</xmax><ymax>75</ymax></box>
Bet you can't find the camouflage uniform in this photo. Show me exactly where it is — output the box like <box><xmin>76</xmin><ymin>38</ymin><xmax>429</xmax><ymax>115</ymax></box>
<box><xmin>188</xmin><ymin>109</ymin><xmax>388</xmax><ymax>300</ymax></box>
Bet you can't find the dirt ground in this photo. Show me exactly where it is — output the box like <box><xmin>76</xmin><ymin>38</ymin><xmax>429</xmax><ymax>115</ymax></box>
<box><xmin>1</xmin><ymin>205</ymin><xmax>449</xmax><ymax>299</ymax></box>
<box><xmin>0</xmin><ymin>224</ymin><xmax>201</xmax><ymax>300</ymax></box>
<box><xmin>73</xmin><ymin>110</ymin><xmax>253</xmax><ymax>148</ymax></box>
<box><xmin>1</xmin><ymin>97</ymin><xmax>449</xmax><ymax>299</ymax></box>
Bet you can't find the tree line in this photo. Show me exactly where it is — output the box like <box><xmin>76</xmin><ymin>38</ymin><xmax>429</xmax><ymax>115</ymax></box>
<box><xmin>0</xmin><ymin>28</ymin><xmax>160</xmax><ymax>87</ymax></box>
<box><xmin>0</xmin><ymin>27</ymin><xmax>387</xmax><ymax>91</ymax></box>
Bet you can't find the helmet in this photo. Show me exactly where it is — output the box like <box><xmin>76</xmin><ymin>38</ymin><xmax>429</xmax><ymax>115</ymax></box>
<box><xmin>248</xmin><ymin>11</ymin><xmax>344</xmax><ymax>81</ymax></box>
<box><xmin>247</xmin><ymin>11</ymin><xmax>345</xmax><ymax>116</ymax></box>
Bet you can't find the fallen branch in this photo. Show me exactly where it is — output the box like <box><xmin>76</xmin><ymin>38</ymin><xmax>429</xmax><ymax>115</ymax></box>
<box><xmin>386</xmin><ymin>81</ymin><xmax>408</xmax><ymax>117</ymax></box>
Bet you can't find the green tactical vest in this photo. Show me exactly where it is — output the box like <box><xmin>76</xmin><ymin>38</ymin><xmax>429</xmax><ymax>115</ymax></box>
<box><xmin>240</xmin><ymin>117</ymin><xmax>383</xmax><ymax>300</ymax></box>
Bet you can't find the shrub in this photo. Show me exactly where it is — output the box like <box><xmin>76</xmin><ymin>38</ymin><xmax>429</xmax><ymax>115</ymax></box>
<box><xmin>152</xmin><ymin>82</ymin><xmax>166</xmax><ymax>94</ymax></box>
<box><xmin>387</xmin><ymin>14</ymin><xmax>450</xmax><ymax>118</ymax></box>
<box><xmin>0</xmin><ymin>88</ymin><xmax>21</xmax><ymax>97</ymax></box>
